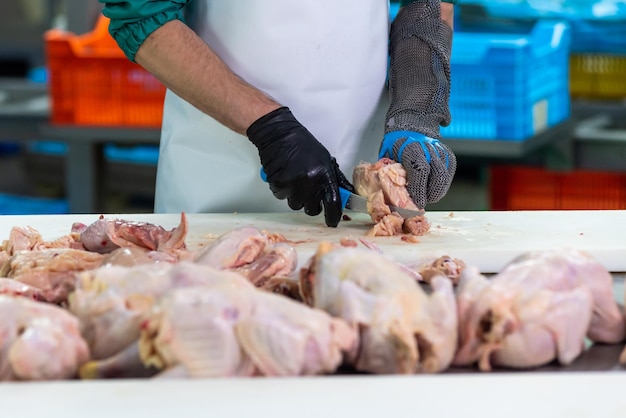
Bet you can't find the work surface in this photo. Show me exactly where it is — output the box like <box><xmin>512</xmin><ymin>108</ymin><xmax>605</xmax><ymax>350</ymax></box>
<box><xmin>1</xmin><ymin>210</ymin><xmax>626</xmax><ymax>417</ymax></box>
<box><xmin>1</xmin><ymin>210</ymin><xmax>624</xmax><ymax>273</ymax></box>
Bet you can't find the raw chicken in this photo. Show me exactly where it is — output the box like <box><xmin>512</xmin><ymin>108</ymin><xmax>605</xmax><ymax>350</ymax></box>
<box><xmin>0</xmin><ymin>295</ymin><xmax>89</xmax><ymax>381</ymax></box>
<box><xmin>260</xmin><ymin>277</ymin><xmax>303</xmax><ymax>302</ymax></box>
<box><xmin>353</xmin><ymin>159</ymin><xmax>430</xmax><ymax>237</ymax></box>
<box><xmin>353</xmin><ymin>158</ymin><xmax>418</xmax><ymax>210</ymax></box>
<box><xmin>194</xmin><ymin>227</ymin><xmax>269</xmax><ymax>269</ymax></box>
<box><xmin>77</xmin><ymin>212</ymin><xmax>188</xmax><ymax>255</ymax></box>
<box><xmin>234</xmin><ymin>243</ymin><xmax>298</xmax><ymax>286</ymax></box>
<box><xmin>101</xmin><ymin>247</ymin><xmax>180</xmax><ymax>267</ymax></box>
<box><xmin>412</xmin><ymin>256</ymin><xmax>466</xmax><ymax>286</ymax></box>
<box><xmin>454</xmin><ymin>249</ymin><xmax>624</xmax><ymax>371</ymax></box>
<box><xmin>69</xmin><ymin>262</ymin><xmax>253</xmax><ymax>361</ymax></box>
<box><xmin>138</xmin><ymin>284</ymin><xmax>357</xmax><ymax>378</ymax></box>
<box><xmin>300</xmin><ymin>242</ymin><xmax>457</xmax><ymax>374</ymax></box>
<box><xmin>195</xmin><ymin>227</ymin><xmax>298</xmax><ymax>287</ymax></box>
<box><xmin>0</xmin><ymin>248</ymin><xmax>105</xmax><ymax>304</ymax></box>
<box><xmin>0</xmin><ymin>225</ymin><xmax>82</xmax><ymax>266</ymax></box>
<box><xmin>1</xmin><ymin>225</ymin><xmax>81</xmax><ymax>255</ymax></box>
<box><xmin>501</xmin><ymin>249</ymin><xmax>625</xmax><ymax>344</ymax></box>
<box><xmin>0</xmin><ymin>278</ymin><xmax>46</xmax><ymax>301</ymax></box>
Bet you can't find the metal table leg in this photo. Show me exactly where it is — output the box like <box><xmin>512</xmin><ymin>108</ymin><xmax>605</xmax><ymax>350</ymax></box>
<box><xmin>65</xmin><ymin>139</ymin><xmax>104</xmax><ymax>213</ymax></box>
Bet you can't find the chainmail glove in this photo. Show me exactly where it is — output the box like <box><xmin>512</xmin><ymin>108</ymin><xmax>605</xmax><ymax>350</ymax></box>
<box><xmin>379</xmin><ymin>131</ymin><xmax>455</xmax><ymax>209</ymax></box>
<box><xmin>383</xmin><ymin>0</ymin><xmax>457</xmax><ymax>209</ymax></box>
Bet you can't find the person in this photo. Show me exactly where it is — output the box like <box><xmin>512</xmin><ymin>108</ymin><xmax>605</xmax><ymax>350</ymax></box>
<box><xmin>99</xmin><ymin>0</ymin><xmax>457</xmax><ymax>227</ymax></box>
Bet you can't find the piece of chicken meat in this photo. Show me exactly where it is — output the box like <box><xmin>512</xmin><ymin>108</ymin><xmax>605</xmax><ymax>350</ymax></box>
<box><xmin>76</xmin><ymin>212</ymin><xmax>188</xmax><ymax>255</ymax></box>
<box><xmin>353</xmin><ymin>158</ymin><xmax>430</xmax><ymax>236</ymax></box>
<box><xmin>0</xmin><ymin>295</ymin><xmax>89</xmax><ymax>381</ymax></box>
<box><xmin>1</xmin><ymin>225</ymin><xmax>82</xmax><ymax>255</ymax></box>
<box><xmin>0</xmin><ymin>225</ymin><xmax>83</xmax><ymax>266</ymax></box>
<box><xmin>300</xmin><ymin>242</ymin><xmax>457</xmax><ymax>374</ymax></box>
<box><xmin>195</xmin><ymin>227</ymin><xmax>297</xmax><ymax>287</ymax></box>
<box><xmin>0</xmin><ymin>248</ymin><xmax>105</xmax><ymax>304</ymax></box>
<box><xmin>411</xmin><ymin>256</ymin><xmax>466</xmax><ymax>286</ymax></box>
<box><xmin>139</xmin><ymin>283</ymin><xmax>357</xmax><ymax>378</ymax></box>
<box><xmin>454</xmin><ymin>249</ymin><xmax>624</xmax><ymax>371</ymax></box>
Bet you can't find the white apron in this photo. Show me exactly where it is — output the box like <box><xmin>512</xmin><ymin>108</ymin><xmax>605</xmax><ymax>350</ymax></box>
<box><xmin>154</xmin><ymin>0</ymin><xmax>390</xmax><ymax>213</ymax></box>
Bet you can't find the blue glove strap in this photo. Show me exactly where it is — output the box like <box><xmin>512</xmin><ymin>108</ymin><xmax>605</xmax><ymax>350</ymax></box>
<box><xmin>380</xmin><ymin>131</ymin><xmax>430</xmax><ymax>162</ymax></box>
<box><xmin>380</xmin><ymin>131</ymin><xmax>450</xmax><ymax>169</ymax></box>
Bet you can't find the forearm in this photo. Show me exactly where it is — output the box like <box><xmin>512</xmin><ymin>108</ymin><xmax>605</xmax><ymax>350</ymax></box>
<box><xmin>134</xmin><ymin>19</ymin><xmax>280</xmax><ymax>135</ymax></box>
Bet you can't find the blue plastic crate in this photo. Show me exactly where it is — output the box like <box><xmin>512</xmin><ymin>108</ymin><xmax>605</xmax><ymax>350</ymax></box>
<box><xmin>0</xmin><ymin>193</ymin><xmax>69</xmax><ymax>215</ymax></box>
<box><xmin>441</xmin><ymin>20</ymin><xmax>571</xmax><ymax>141</ymax></box>
<box><xmin>456</xmin><ymin>0</ymin><xmax>626</xmax><ymax>54</ymax></box>
<box><xmin>28</xmin><ymin>141</ymin><xmax>159</xmax><ymax>165</ymax></box>
<box><xmin>390</xmin><ymin>2</ymin><xmax>400</xmax><ymax>21</ymax></box>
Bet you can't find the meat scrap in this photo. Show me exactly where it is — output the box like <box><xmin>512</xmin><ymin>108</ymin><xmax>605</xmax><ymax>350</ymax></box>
<box><xmin>412</xmin><ymin>256</ymin><xmax>466</xmax><ymax>286</ymax></box>
<box><xmin>353</xmin><ymin>159</ymin><xmax>429</xmax><ymax>238</ymax></box>
<box><xmin>402</xmin><ymin>215</ymin><xmax>431</xmax><ymax>236</ymax></box>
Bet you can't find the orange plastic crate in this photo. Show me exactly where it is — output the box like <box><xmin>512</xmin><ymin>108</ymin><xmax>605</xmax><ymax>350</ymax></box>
<box><xmin>490</xmin><ymin>166</ymin><xmax>626</xmax><ymax>210</ymax></box>
<box><xmin>45</xmin><ymin>16</ymin><xmax>166</xmax><ymax>128</ymax></box>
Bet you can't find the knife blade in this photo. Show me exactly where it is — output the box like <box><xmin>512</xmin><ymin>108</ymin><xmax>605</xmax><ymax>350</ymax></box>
<box><xmin>339</xmin><ymin>188</ymin><xmax>425</xmax><ymax>218</ymax></box>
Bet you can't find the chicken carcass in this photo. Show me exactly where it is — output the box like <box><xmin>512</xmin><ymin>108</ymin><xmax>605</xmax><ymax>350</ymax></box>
<box><xmin>139</xmin><ymin>284</ymin><xmax>357</xmax><ymax>378</ymax></box>
<box><xmin>195</xmin><ymin>227</ymin><xmax>298</xmax><ymax>287</ymax></box>
<box><xmin>300</xmin><ymin>242</ymin><xmax>457</xmax><ymax>374</ymax></box>
<box><xmin>0</xmin><ymin>295</ymin><xmax>89</xmax><ymax>381</ymax></box>
<box><xmin>353</xmin><ymin>158</ymin><xmax>430</xmax><ymax>236</ymax></box>
<box><xmin>502</xmin><ymin>249</ymin><xmax>625</xmax><ymax>344</ymax></box>
<box><xmin>76</xmin><ymin>212</ymin><xmax>188</xmax><ymax>255</ymax></box>
<box><xmin>0</xmin><ymin>248</ymin><xmax>105</xmax><ymax>304</ymax></box>
<box><xmin>69</xmin><ymin>262</ymin><xmax>253</xmax><ymax>362</ymax></box>
<box><xmin>454</xmin><ymin>249</ymin><xmax>624</xmax><ymax>371</ymax></box>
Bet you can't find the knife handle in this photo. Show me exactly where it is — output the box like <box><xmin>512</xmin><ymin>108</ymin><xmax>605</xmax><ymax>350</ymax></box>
<box><xmin>260</xmin><ymin>168</ymin><xmax>352</xmax><ymax>210</ymax></box>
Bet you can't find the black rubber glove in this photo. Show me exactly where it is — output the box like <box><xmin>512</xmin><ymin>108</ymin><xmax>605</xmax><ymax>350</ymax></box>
<box><xmin>247</xmin><ymin>107</ymin><xmax>354</xmax><ymax>227</ymax></box>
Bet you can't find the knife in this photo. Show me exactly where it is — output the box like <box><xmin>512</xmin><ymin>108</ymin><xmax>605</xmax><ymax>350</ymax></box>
<box><xmin>260</xmin><ymin>168</ymin><xmax>425</xmax><ymax>218</ymax></box>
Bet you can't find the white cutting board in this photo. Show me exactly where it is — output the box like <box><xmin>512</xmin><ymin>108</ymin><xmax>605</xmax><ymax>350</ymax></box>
<box><xmin>0</xmin><ymin>210</ymin><xmax>625</xmax><ymax>273</ymax></box>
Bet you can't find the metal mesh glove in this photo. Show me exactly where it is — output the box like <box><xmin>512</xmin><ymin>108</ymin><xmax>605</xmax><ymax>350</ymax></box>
<box><xmin>379</xmin><ymin>131</ymin><xmax>456</xmax><ymax>209</ymax></box>
<box><xmin>247</xmin><ymin>107</ymin><xmax>354</xmax><ymax>227</ymax></box>
<box><xmin>383</xmin><ymin>0</ymin><xmax>456</xmax><ymax>208</ymax></box>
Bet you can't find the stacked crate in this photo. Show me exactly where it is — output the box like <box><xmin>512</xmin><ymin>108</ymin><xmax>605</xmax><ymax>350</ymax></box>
<box><xmin>441</xmin><ymin>21</ymin><xmax>571</xmax><ymax>140</ymax></box>
<box><xmin>455</xmin><ymin>0</ymin><xmax>626</xmax><ymax>100</ymax></box>
<box><xmin>45</xmin><ymin>15</ymin><xmax>166</xmax><ymax>127</ymax></box>
<box><xmin>451</xmin><ymin>1</ymin><xmax>626</xmax><ymax>210</ymax></box>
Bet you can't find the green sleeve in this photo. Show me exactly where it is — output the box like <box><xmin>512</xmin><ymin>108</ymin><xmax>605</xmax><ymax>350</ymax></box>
<box><xmin>400</xmin><ymin>0</ymin><xmax>457</xmax><ymax>5</ymax></box>
<box><xmin>98</xmin><ymin>1</ymin><xmax>191</xmax><ymax>62</ymax></box>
